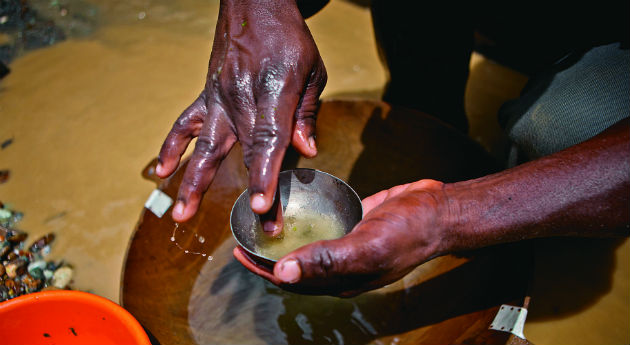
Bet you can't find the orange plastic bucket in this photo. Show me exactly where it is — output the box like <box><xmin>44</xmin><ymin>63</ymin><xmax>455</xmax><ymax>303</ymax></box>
<box><xmin>0</xmin><ymin>290</ymin><xmax>151</xmax><ymax>345</ymax></box>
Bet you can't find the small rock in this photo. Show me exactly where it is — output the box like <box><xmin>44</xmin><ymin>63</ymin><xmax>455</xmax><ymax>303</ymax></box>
<box><xmin>0</xmin><ymin>242</ymin><xmax>10</xmax><ymax>259</ymax></box>
<box><xmin>28</xmin><ymin>233</ymin><xmax>55</xmax><ymax>253</ymax></box>
<box><xmin>4</xmin><ymin>278</ymin><xmax>16</xmax><ymax>295</ymax></box>
<box><xmin>7</xmin><ymin>232</ymin><xmax>26</xmax><ymax>243</ymax></box>
<box><xmin>28</xmin><ymin>260</ymin><xmax>47</xmax><ymax>276</ymax></box>
<box><xmin>9</xmin><ymin>211</ymin><xmax>23</xmax><ymax>226</ymax></box>
<box><xmin>51</xmin><ymin>266</ymin><xmax>73</xmax><ymax>289</ymax></box>
<box><xmin>0</xmin><ymin>285</ymin><xmax>8</xmax><ymax>302</ymax></box>
<box><xmin>43</xmin><ymin>269</ymin><xmax>53</xmax><ymax>280</ymax></box>
<box><xmin>12</xmin><ymin>279</ymin><xmax>25</xmax><ymax>295</ymax></box>
<box><xmin>5</xmin><ymin>259</ymin><xmax>26</xmax><ymax>278</ymax></box>
<box><xmin>0</xmin><ymin>138</ymin><xmax>12</xmax><ymax>149</ymax></box>
<box><xmin>0</xmin><ymin>209</ymin><xmax>11</xmax><ymax>220</ymax></box>
<box><xmin>0</xmin><ymin>170</ymin><xmax>8</xmax><ymax>184</ymax></box>
<box><xmin>29</xmin><ymin>267</ymin><xmax>44</xmax><ymax>280</ymax></box>
<box><xmin>46</xmin><ymin>261</ymin><xmax>60</xmax><ymax>271</ymax></box>
<box><xmin>17</xmin><ymin>248</ymin><xmax>32</xmax><ymax>259</ymax></box>
<box><xmin>21</xmin><ymin>274</ymin><xmax>41</xmax><ymax>292</ymax></box>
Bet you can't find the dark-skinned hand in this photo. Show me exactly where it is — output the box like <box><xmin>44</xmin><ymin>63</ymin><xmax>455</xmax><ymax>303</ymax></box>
<box><xmin>156</xmin><ymin>0</ymin><xmax>327</xmax><ymax>223</ymax></box>
<box><xmin>234</xmin><ymin>118</ymin><xmax>630</xmax><ymax>297</ymax></box>
<box><xmin>234</xmin><ymin>179</ymin><xmax>451</xmax><ymax>297</ymax></box>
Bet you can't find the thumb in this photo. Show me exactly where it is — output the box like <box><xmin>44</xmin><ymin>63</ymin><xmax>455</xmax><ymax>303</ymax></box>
<box><xmin>273</xmin><ymin>237</ymin><xmax>358</xmax><ymax>285</ymax></box>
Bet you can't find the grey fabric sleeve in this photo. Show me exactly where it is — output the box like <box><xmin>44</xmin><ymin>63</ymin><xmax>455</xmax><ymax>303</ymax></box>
<box><xmin>498</xmin><ymin>42</ymin><xmax>629</xmax><ymax>166</ymax></box>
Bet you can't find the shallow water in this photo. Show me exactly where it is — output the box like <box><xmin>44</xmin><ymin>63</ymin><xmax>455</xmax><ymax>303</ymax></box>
<box><xmin>0</xmin><ymin>0</ymin><xmax>385</xmax><ymax>302</ymax></box>
<box><xmin>1</xmin><ymin>1</ymin><xmax>628</xmax><ymax>344</ymax></box>
<box><xmin>188</xmin><ymin>235</ymin><xmax>472</xmax><ymax>345</ymax></box>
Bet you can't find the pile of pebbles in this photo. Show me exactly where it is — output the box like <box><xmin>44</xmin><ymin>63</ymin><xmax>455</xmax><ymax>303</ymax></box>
<box><xmin>0</xmin><ymin>0</ymin><xmax>98</xmax><ymax>71</ymax></box>
<box><xmin>1</xmin><ymin>205</ymin><xmax>73</xmax><ymax>302</ymax></box>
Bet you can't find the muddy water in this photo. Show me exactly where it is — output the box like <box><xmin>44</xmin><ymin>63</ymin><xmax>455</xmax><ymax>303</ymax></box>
<box><xmin>187</xmin><ymin>235</ymin><xmax>471</xmax><ymax>345</ymax></box>
<box><xmin>2</xmin><ymin>2</ymin><xmax>628</xmax><ymax>344</ymax></box>
<box><xmin>0</xmin><ymin>0</ymin><xmax>385</xmax><ymax>302</ymax></box>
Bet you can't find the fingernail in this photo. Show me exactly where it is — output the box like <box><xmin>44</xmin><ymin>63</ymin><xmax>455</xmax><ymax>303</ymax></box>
<box><xmin>276</xmin><ymin>259</ymin><xmax>301</xmax><ymax>283</ymax></box>
<box><xmin>173</xmin><ymin>202</ymin><xmax>185</xmax><ymax>217</ymax></box>
<box><xmin>308</xmin><ymin>137</ymin><xmax>317</xmax><ymax>151</ymax></box>
<box><xmin>263</xmin><ymin>220</ymin><xmax>279</xmax><ymax>233</ymax></box>
<box><xmin>251</xmin><ymin>193</ymin><xmax>266</xmax><ymax>211</ymax></box>
<box><xmin>155</xmin><ymin>163</ymin><xmax>164</xmax><ymax>175</ymax></box>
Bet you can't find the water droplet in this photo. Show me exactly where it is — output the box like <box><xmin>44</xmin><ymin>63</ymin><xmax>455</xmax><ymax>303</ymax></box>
<box><xmin>208</xmin><ymin>256</ymin><xmax>213</xmax><ymax>261</ymax></box>
<box><xmin>170</xmin><ymin>222</ymin><xmax>210</xmax><ymax>258</ymax></box>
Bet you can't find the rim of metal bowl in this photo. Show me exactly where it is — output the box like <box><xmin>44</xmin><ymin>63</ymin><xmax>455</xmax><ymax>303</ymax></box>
<box><xmin>229</xmin><ymin>168</ymin><xmax>363</xmax><ymax>263</ymax></box>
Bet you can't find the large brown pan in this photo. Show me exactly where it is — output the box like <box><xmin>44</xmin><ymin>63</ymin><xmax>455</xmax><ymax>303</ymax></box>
<box><xmin>121</xmin><ymin>99</ymin><xmax>533</xmax><ymax>345</ymax></box>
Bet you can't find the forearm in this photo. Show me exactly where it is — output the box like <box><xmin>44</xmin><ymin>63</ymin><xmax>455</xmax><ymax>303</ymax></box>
<box><xmin>442</xmin><ymin>118</ymin><xmax>630</xmax><ymax>253</ymax></box>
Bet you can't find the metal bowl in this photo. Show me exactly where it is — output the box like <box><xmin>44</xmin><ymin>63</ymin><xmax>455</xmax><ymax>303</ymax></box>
<box><xmin>230</xmin><ymin>168</ymin><xmax>363</xmax><ymax>267</ymax></box>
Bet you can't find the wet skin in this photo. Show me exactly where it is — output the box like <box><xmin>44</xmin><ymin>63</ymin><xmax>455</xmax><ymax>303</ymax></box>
<box><xmin>235</xmin><ymin>118</ymin><xmax>630</xmax><ymax>297</ymax></box>
<box><xmin>156</xmin><ymin>0</ymin><xmax>327</xmax><ymax>226</ymax></box>
<box><xmin>157</xmin><ymin>0</ymin><xmax>629</xmax><ymax>297</ymax></box>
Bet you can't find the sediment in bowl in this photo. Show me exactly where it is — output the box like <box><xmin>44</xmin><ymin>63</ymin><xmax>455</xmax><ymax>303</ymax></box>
<box><xmin>230</xmin><ymin>169</ymin><xmax>362</xmax><ymax>266</ymax></box>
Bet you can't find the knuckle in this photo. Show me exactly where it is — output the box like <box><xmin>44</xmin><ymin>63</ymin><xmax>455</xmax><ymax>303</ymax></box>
<box><xmin>171</xmin><ymin>116</ymin><xmax>190</xmax><ymax>134</ymax></box>
<box><xmin>179</xmin><ymin>178</ymin><xmax>203</xmax><ymax>199</ymax></box>
<box><xmin>310</xmin><ymin>244</ymin><xmax>337</xmax><ymax>278</ymax></box>
<box><xmin>257</xmin><ymin>65</ymin><xmax>286</xmax><ymax>97</ymax></box>
<box><xmin>172</xmin><ymin>118</ymin><xmax>192</xmax><ymax>135</ymax></box>
<box><xmin>252</xmin><ymin>123</ymin><xmax>288</xmax><ymax>148</ymax></box>
<box><xmin>195</xmin><ymin>136</ymin><xmax>224</xmax><ymax>160</ymax></box>
<box><xmin>218</xmin><ymin>60</ymin><xmax>246</xmax><ymax>92</ymax></box>
<box><xmin>242</xmin><ymin>149</ymin><xmax>254</xmax><ymax>170</ymax></box>
<box><xmin>171</xmin><ymin>114</ymin><xmax>203</xmax><ymax>138</ymax></box>
<box><xmin>216</xmin><ymin>68</ymin><xmax>256</xmax><ymax>113</ymax></box>
<box><xmin>417</xmin><ymin>179</ymin><xmax>445</xmax><ymax>190</ymax></box>
<box><xmin>296</xmin><ymin>103</ymin><xmax>318</xmax><ymax>121</ymax></box>
<box><xmin>254</xmin><ymin>122</ymin><xmax>279</xmax><ymax>138</ymax></box>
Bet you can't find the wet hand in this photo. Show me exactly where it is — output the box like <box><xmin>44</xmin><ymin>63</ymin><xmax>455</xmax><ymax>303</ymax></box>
<box><xmin>234</xmin><ymin>179</ymin><xmax>453</xmax><ymax>297</ymax></box>
<box><xmin>156</xmin><ymin>0</ymin><xmax>327</xmax><ymax>222</ymax></box>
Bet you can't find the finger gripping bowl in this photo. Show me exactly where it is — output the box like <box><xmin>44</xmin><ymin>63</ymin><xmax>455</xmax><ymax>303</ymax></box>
<box><xmin>230</xmin><ymin>168</ymin><xmax>363</xmax><ymax>267</ymax></box>
<box><xmin>0</xmin><ymin>290</ymin><xmax>151</xmax><ymax>345</ymax></box>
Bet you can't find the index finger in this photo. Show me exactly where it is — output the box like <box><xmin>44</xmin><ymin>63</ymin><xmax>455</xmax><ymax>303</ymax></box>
<box><xmin>157</xmin><ymin>94</ymin><xmax>207</xmax><ymax>178</ymax></box>
<box><xmin>172</xmin><ymin>107</ymin><xmax>236</xmax><ymax>222</ymax></box>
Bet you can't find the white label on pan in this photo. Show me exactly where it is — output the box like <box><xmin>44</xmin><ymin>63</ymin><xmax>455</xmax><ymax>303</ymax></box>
<box><xmin>144</xmin><ymin>189</ymin><xmax>173</xmax><ymax>218</ymax></box>
<box><xmin>489</xmin><ymin>304</ymin><xmax>528</xmax><ymax>339</ymax></box>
